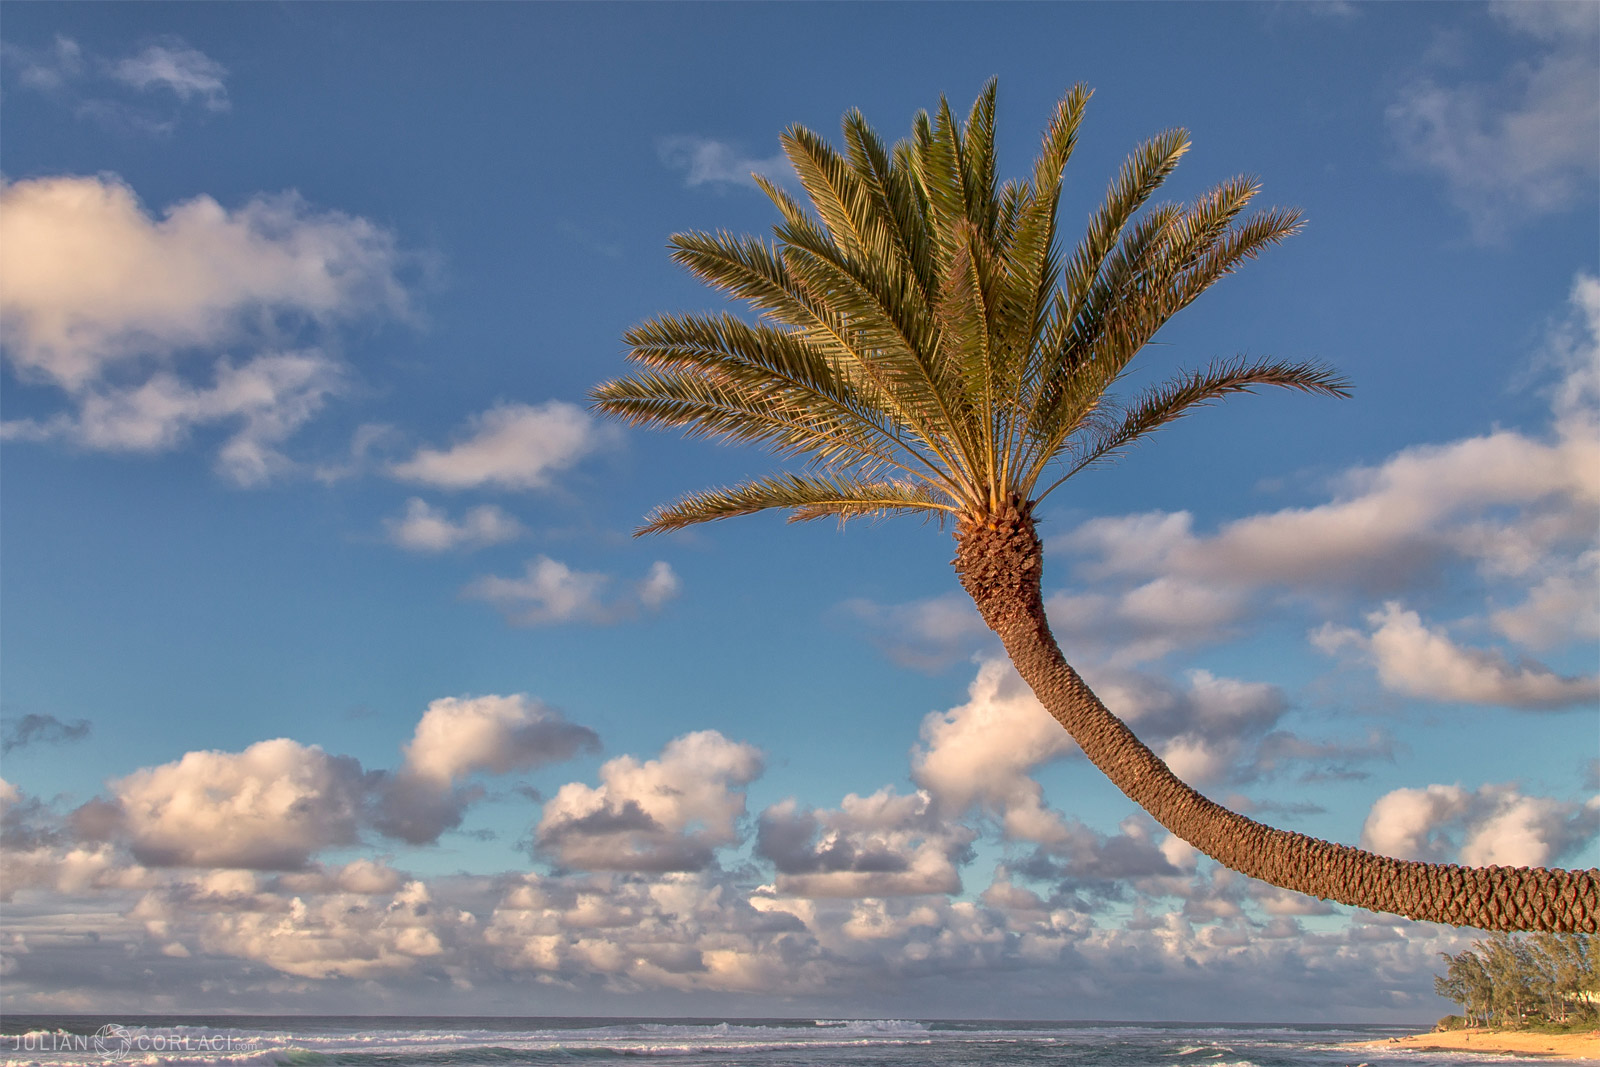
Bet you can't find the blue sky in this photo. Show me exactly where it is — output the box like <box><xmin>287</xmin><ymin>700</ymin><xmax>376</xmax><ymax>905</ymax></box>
<box><xmin>1</xmin><ymin>1</ymin><xmax>1596</xmax><ymax>1020</ymax></box>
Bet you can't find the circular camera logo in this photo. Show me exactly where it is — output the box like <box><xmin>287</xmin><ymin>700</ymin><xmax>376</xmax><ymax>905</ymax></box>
<box><xmin>92</xmin><ymin>1024</ymin><xmax>133</xmax><ymax>1063</ymax></box>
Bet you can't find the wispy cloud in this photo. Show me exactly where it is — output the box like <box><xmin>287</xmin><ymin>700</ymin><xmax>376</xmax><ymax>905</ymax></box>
<box><xmin>1</xmin><ymin>714</ymin><xmax>90</xmax><ymax>754</ymax></box>
<box><xmin>658</xmin><ymin>136</ymin><xmax>793</xmax><ymax>190</ymax></box>
<box><xmin>2</xmin><ymin>35</ymin><xmax>85</xmax><ymax>93</ymax></box>
<box><xmin>109</xmin><ymin>41</ymin><xmax>229</xmax><ymax>112</ymax></box>
<box><xmin>1387</xmin><ymin>2</ymin><xmax>1599</xmax><ymax>240</ymax></box>
<box><xmin>1</xmin><ymin>34</ymin><xmax>228</xmax><ymax>131</ymax></box>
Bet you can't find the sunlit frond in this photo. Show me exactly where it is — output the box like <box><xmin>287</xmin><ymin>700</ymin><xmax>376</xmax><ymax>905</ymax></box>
<box><xmin>1036</xmin><ymin>357</ymin><xmax>1352</xmax><ymax>501</ymax></box>
<box><xmin>595</xmin><ymin>83</ymin><xmax>1340</xmax><ymax>534</ymax></box>
<box><xmin>639</xmin><ymin>474</ymin><xmax>957</xmax><ymax>534</ymax></box>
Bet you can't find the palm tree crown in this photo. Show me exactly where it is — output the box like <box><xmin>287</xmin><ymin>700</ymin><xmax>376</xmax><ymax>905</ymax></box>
<box><xmin>592</xmin><ymin>82</ymin><xmax>1595</xmax><ymax>933</ymax></box>
<box><xmin>594</xmin><ymin>80</ymin><xmax>1347</xmax><ymax>532</ymax></box>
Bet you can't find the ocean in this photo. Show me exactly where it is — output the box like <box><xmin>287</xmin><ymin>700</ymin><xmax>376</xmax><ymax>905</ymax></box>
<box><xmin>0</xmin><ymin>1017</ymin><xmax>1572</xmax><ymax>1067</ymax></box>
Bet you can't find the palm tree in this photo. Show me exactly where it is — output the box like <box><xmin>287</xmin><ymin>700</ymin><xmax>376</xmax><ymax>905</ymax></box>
<box><xmin>591</xmin><ymin>82</ymin><xmax>1595</xmax><ymax>932</ymax></box>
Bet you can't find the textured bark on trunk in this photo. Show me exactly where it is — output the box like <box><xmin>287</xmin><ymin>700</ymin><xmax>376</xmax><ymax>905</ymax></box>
<box><xmin>953</xmin><ymin>499</ymin><xmax>1597</xmax><ymax>932</ymax></box>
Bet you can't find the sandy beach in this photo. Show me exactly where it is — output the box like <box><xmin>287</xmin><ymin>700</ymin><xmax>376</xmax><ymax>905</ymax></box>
<box><xmin>1352</xmin><ymin>1028</ymin><xmax>1600</xmax><ymax>1060</ymax></box>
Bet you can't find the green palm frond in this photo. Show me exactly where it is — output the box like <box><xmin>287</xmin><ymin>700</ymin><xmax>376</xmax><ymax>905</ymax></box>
<box><xmin>640</xmin><ymin>474</ymin><xmax>957</xmax><ymax>534</ymax></box>
<box><xmin>594</xmin><ymin>83</ymin><xmax>1347</xmax><ymax>536</ymax></box>
<box><xmin>1039</xmin><ymin>357</ymin><xmax>1352</xmax><ymax>498</ymax></box>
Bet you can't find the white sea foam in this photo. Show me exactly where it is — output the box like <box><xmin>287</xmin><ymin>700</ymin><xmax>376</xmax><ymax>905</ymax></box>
<box><xmin>0</xmin><ymin>1020</ymin><xmax>1416</xmax><ymax>1066</ymax></box>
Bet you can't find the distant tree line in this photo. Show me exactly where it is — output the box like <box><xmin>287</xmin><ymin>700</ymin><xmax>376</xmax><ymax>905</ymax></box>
<box><xmin>1434</xmin><ymin>933</ymin><xmax>1599</xmax><ymax>1029</ymax></box>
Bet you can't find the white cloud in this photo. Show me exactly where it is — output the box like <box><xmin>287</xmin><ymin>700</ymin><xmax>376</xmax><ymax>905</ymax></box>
<box><xmin>755</xmin><ymin>789</ymin><xmax>976</xmax><ymax>898</ymax></box>
<box><xmin>374</xmin><ymin>694</ymin><xmax>599</xmax><ymax>846</ymax></box>
<box><xmin>1459</xmin><ymin>792</ymin><xmax>1597</xmax><ymax>867</ymax></box>
<box><xmin>657</xmin><ymin>136</ymin><xmax>792</xmax><ymax>190</ymax></box>
<box><xmin>3</xmin><ymin>350</ymin><xmax>346</xmax><ymax>486</ymax></box>
<box><xmin>1360</xmin><ymin>783</ymin><xmax>1472</xmax><ymax>862</ymax></box>
<box><xmin>400</xmin><ymin>694</ymin><xmax>599</xmax><ymax>786</ymax></box>
<box><xmin>465</xmin><ymin>556</ymin><xmax>680</xmax><ymax>626</ymax></box>
<box><xmin>0</xmin><ymin>175</ymin><xmax>409</xmax><ymax>390</ymax></box>
<box><xmin>1362</xmin><ymin>782</ymin><xmax>1598</xmax><ymax>866</ymax></box>
<box><xmin>197</xmin><ymin>879</ymin><xmax>465</xmax><ymax>980</ymax></box>
<box><xmin>637</xmin><ymin>560</ymin><xmax>682</xmax><ymax>610</ymax></box>
<box><xmin>910</xmin><ymin>658</ymin><xmax>1074</xmax><ymax>836</ymax></box>
<box><xmin>1314</xmin><ymin>601</ymin><xmax>1600</xmax><ymax>710</ymax></box>
<box><xmin>112</xmin><ymin>739</ymin><xmax>367</xmax><ymax>870</ymax></box>
<box><xmin>56</xmin><ymin>694</ymin><xmax>603</xmax><ymax>863</ymax></box>
<box><xmin>536</xmin><ymin>731</ymin><xmax>763</xmax><ymax>872</ymax></box>
<box><xmin>1491</xmin><ymin>549</ymin><xmax>1600</xmax><ymax>650</ymax></box>
<box><xmin>389</xmin><ymin>402</ymin><xmax>606</xmax><ymax>491</ymax></box>
<box><xmin>109</xmin><ymin>41</ymin><xmax>228</xmax><ymax>111</ymax></box>
<box><xmin>0</xmin><ymin>174</ymin><xmax>414</xmax><ymax>482</ymax></box>
<box><xmin>384</xmin><ymin>498</ymin><xmax>524</xmax><ymax>552</ymax></box>
<box><xmin>1387</xmin><ymin>2</ymin><xmax>1599</xmax><ymax>239</ymax></box>
<box><xmin>1062</xmin><ymin>421</ymin><xmax>1594</xmax><ymax>596</ymax></box>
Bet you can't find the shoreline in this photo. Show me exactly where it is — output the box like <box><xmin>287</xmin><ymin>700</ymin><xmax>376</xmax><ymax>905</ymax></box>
<box><xmin>1350</xmin><ymin>1028</ymin><xmax>1600</xmax><ymax>1060</ymax></box>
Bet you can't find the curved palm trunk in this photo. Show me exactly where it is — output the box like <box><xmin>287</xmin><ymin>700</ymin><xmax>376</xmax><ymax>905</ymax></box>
<box><xmin>953</xmin><ymin>501</ymin><xmax>1597</xmax><ymax>932</ymax></box>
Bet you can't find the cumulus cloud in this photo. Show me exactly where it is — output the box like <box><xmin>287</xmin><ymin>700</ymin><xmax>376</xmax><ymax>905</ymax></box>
<box><xmin>910</xmin><ymin>659</ymin><xmax>1075</xmax><ymax>841</ymax></box>
<box><xmin>0</xmin><ymin>175</ymin><xmax>413</xmax><ymax>482</ymax></box>
<box><xmin>1012</xmin><ymin>816</ymin><xmax>1187</xmax><ymax>904</ymax></box>
<box><xmin>1314</xmin><ymin>601</ymin><xmax>1600</xmax><ymax>710</ymax></box>
<box><xmin>1362</xmin><ymin>782</ymin><xmax>1598</xmax><ymax>867</ymax></box>
<box><xmin>536</xmin><ymin>731</ymin><xmax>763</xmax><ymax>872</ymax></box>
<box><xmin>112</xmin><ymin>739</ymin><xmax>368</xmax><ymax>870</ymax></box>
<box><xmin>400</xmin><ymin>694</ymin><xmax>600</xmax><ymax>786</ymax></box>
<box><xmin>0</xmin><ymin>175</ymin><xmax>408</xmax><ymax>390</ymax></box>
<box><xmin>384</xmin><ymin>498</ymin><xmax>524</xmax><ymax>552</ymax></box>
<box><xmin>67</xmin><ymin>693</ymin><xmax>604</xmax><ymax>863</ymax></box>
<box><xmin>3</xmin><ymin>350</ymin><xmax>347</xmax><ymax>486</ymax></box>
<box><xmin>0</xmin><ymin>780</ymin><xmax>70</xmax><ymax>853</ymax></box>
<box><xmin>194</xmin><ymin>878</ymin><xmax>464</xmax><ymax>980</ymax></box>
<box><xmin>465</xmin><ymin>556</ymin><xmax>680</xmax><ymax>626</ymax></box>
<box><xmin>756</xmin><ymin>790</ymin><xmax>976</xmax><ymax>898</ymax></box>
<box><xmin>907</xmin><ymin>655</ymin><xmax>1365</xmax><ymax>846</ymax></box>
<box><xmin>0</xmin><ymin>845</ymin><xmax>1484</xmax><ymax>1016</ymax></box>
<box><xmin>1491</xmin><ymin>549</ymin><xmax>1600</xmax><ymax>651</ymax></box>
<box><xmin>369</xmin><ymin>695</ymin><xmax>600</xmax><ymax>846</ymax></box>
<box><xmin>1</xmin><ymin>714</ymin><xmax>90</xmax><ymax>754</ymax></box>
<box><xmin>1387</xmin><ymin>1</ymin><xmax>1599</xmax><ymax>239</ymax></box>
<box><xmin>0</xmin><ymin>739</ymin><xmax>1509</xmax><ymax>1020</ymax></box>
<box><xmin>389</xmin><ymin>401</ymin><xmax>608</xmax><ymax>492</ymax></box>
<box><xmin>657</xmin><ymin>136</ymin><xmax>792</xmax><ymax>190</ymax></box>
